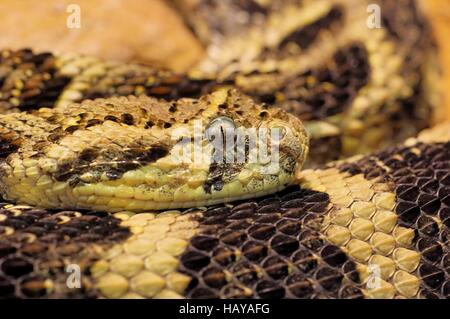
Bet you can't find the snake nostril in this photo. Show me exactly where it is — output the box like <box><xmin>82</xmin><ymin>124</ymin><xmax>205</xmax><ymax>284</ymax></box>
<box><xmin>259</xmin><ymin>111</ymin><xmax>269</xmax><ymax>119</ymax></box>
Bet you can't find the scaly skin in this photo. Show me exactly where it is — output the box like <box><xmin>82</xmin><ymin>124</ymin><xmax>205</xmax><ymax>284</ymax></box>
<box><xmin>176</xmin><ymin>0</ymin><xmax>441</xmax><ymax>164</ymax></box>
<box><xmin>0</xmin><ymin>1</ymin><xmax>441</xmax><ymax>166</ymax></box>
<box><xmin>0</xmin><ymin>123</ymin><xmax>448</xmax><ymax>298</ymax></box>
<box><xmin>0</xmin><ymin>0</ymin><xmax>446</xmax><ymax>299</ymax></box>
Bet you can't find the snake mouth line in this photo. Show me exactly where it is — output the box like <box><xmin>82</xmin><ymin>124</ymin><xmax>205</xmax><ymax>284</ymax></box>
<box><xmin>2</xmin><ymin>160</ymin><xmax>296</xmax><ymax>212</ymax></box>
<box><xmin>69</xmin><ymin>167</ymin><xmax>294</xmax><ymax>211</ymax></box>
<box><xmin>71</xmin><ymin>183</ymin><xmax>290</xmax><ymax>211</ymax></box>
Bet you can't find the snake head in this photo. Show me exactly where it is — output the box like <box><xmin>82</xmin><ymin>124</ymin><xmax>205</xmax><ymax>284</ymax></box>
<box><xmin>0</xmin><ymin>89</ymin><xmax>308</xmax><ymax>211</ymax></box>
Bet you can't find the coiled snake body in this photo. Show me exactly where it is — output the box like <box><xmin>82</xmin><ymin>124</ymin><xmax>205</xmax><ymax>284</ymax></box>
<box><xmin>0</xmin><ymin>0</ymin><xmax>448</xmax><ymax>299</ymax></box>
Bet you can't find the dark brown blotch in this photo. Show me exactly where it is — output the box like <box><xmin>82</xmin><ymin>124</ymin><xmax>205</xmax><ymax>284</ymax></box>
<box><xmin>0</xmin><ymin>132</ymin><xmax>22</xmax><ymax>158</ymax></box>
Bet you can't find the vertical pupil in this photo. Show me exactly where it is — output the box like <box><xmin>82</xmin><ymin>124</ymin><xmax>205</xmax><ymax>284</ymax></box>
<box><xmin>207</xmin><ymin>117</ymin><xmax>237</xmax><ymax>163</ymax></box>
<box><xmin>207</xmin><ymin>117</ymin><xmax>236</xmax><ymax>141</ymax></box>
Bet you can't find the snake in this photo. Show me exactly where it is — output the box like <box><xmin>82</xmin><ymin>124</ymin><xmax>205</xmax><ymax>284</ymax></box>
<box><xmin>0</xmin><ymin>0</ymin><xmax>448</xmax><ymax>299</ymax></box>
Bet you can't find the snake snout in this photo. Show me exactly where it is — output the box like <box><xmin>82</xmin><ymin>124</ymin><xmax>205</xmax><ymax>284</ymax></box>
<box><xmin>263</xmin><ymin>111</ymin><xmax>310</xmax><ymax>174</ymax></box>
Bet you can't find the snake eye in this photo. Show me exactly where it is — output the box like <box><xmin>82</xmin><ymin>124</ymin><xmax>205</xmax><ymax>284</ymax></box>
<box><xmin>205</xmin><ymin>116</ymin><xmax>236</xmax><ymax>141</ymax></box>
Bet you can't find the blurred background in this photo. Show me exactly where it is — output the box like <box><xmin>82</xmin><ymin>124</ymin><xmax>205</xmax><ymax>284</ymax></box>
<box><xmin>0</xmin><ymin>0</ymin><xmax>204</xmax><ymax>71</ymax></box>
<box><xmin>423</xmin><ymin>0</ymin><xmax>450</xmax><ymax>120</ymax></box>
<box><xmin>0</xmin><ymin>0</ymin><xmax>449</xmax><ymax>117</ymax></box>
